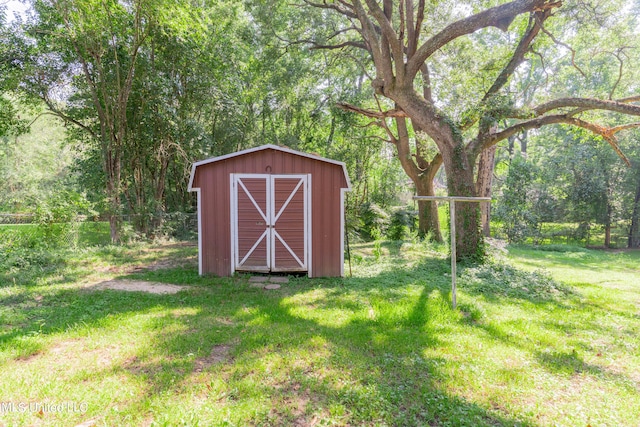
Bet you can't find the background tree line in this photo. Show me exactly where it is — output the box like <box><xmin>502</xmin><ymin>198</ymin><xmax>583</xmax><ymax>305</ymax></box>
<box><xmin>1</xmin><ymin>0</ymin><xmax>639</xmax><ymax>250</ymax></box>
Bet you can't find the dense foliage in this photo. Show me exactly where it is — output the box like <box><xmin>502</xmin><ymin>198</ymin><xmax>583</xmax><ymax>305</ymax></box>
<box><xmin>1</xmin><ymin>0</ymin><xmax>640</xmax><ymax>248</ymax></box>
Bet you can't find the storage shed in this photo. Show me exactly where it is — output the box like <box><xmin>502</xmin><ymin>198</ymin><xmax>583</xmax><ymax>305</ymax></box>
<box><xmin>188</xmin><ymin>144</ymin><xmax>351</xmax><ymax>277</ymax></box>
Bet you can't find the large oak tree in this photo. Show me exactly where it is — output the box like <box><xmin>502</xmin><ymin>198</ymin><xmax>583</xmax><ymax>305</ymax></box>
<box><xmin>305</xmin><ymin>0</ymin><xmax>640</xmax><ymax>260</ymax></box>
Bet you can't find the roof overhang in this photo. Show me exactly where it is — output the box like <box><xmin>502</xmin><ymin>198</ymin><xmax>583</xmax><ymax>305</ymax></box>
<box><xmin>188</xmin><ymin>144</ymin><xmax>352</xmax><ymax>191</ymax></box>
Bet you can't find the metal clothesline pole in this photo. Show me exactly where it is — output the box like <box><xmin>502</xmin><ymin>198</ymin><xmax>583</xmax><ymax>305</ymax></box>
<box><xmin>413</xmin><ymin>196</ymin><xmax>491</xmax><ymax>309</ymax></box>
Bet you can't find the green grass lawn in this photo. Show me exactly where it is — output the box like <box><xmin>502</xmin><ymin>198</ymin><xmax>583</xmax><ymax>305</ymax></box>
<box><xmin>1</xmin><ymin>241</ymin><xmax>639</xmax><ymax>426</ymax></box>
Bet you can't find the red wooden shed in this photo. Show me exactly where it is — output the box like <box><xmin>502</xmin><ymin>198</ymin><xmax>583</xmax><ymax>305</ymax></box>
<box><xmin>188</xmin><ymin>144</ymin><xmax>351</xmax><ymax>277</ymax></box>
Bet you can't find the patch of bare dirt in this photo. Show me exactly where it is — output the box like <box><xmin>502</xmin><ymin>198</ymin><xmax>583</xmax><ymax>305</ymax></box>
<box><xmin>215</xmin><ymin>317</ymin><xmax>235</xmax><ymax>326</ymax></box>
<box><xmin>49</xmin><ymin>339</ymin><xmax>83</xmax><ymax>354</ymax></box>
<box><xmin>16</xmin><ymin>338</ymin><xmax>122</xmax><ymax>370</ymax></box>
<box><xmin>123</xmin><ymin>356</ymin><xmax>164</xmax><ymax>376</ymax></box>
<box><xmin>270</xmin><ymin>382</ymin><xmax>323</xmax><ymax>427</ymax></box>
<box><xmin>88</xmin><ymin>280</ymin><xmax>190</xmax><ymax>294</ymax></box>
<box><xmin>94</xmin><ymin>244</ymin><xmax>197</xmax><ymax>275</ymax></box>
<box><xmin>50</xmin><ymin>340</ymin><xmax>121</xmax><ymax>368</ymax></box>
<box><xmin>287</xmin><ymin>385</ymin><xmax>313</xmax><ymax>426</ymax></box>
<box><xmin>146</xmin><ymin>242</ymin><xmax>197</xmax><ymax>251</ymax></box>
<box><xmin>129</xmin><ymin>256</ymin><xmax>197</xmax><ymax>273</ymax></box>
<box><xmin>74</xmin><ymin>418</ymin><xmax>99</xmax><ymax>427</ymax></box>
<box><xmin>194</xmin><ymin>344</ymin><xmax>234</xmax><ymax>372</ymax></box>
<box><xmin>15</xmin><ymin>351</ymin><xmax>42</xmax><ymax>362</ymax></box>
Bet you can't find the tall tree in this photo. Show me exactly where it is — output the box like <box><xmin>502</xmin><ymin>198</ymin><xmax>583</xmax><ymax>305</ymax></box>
<box><xmin>17</xmin><ymin>0</ymin><xmax>244</xmax><ymax>239</ymax></box>
<box><xmin>120</xmin><ymin>1</ymin><xmax>248</xmax><ymax>232</ymax></box>
<box><xmin>535</xmin><ymin>127</ymin><xmax>625</xmax><ymax>246</ymax></box>
<box><xmin>20</xmin><ymin>0</ymin><xmax>157</xmax><ymax>242</ymax></box>
<box><xmin>304</xmin><ymin>0</ymin><xmax>640</xmax><ymax>260</ymax></box>
<box><xmin>0</xmin><ymin>7</ymin><xmax>28</xmax><ymax>138</ymax></box>
<box><xmin>249</xmin><ymin>0</ymin><xmax>418</xmax><ymax>234</ymax></box>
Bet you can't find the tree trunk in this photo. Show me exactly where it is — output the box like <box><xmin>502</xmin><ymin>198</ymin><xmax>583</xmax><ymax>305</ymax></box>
<box><xmin>132</xmin><ymin>158</ymin><xmax>147</xmax><ymax>235</ymax></box>
<box><xmin>476</xmin><ymin>145</ymin><xmax>497</xmax><ymax>237</ymax></box>
<box><xmin>150</xmin><ymin>149</ymin><xmax>170</xmax><ymax>238</ymax></box>
<box><xmin>442</xmin><ymin>144</ymin><xmax>483</xmax><ymax>261</ymax></box>
<box><xmin>108</xmin><ymin>213</ymin><xmax>119</xmax><ymax>243</ymax></box>
<box><xmin>520</xmin><ymin>130</ymin><xmax>528</xmax><ymax>156</ymax></box>
<box><xmin>392</xmin><ymin>98</ymin><xmax>482</xmax><ymax>260</ymax></box>
<box><xmin>605</xmin><ymin>224</ymin><xmax>611</xmax><ymax>248</ymax></box>
<box><xmin>416</xmin><ymin>176</ymin><xmax>442</xmax><ymax>242</ymax></box>
<box><xmin>604</xmin><ymin>202</ymin><xmax>613</xmax><ymax>248</ymax></box>
<box><xmin>106</xmin><ymin>179</ymin><xmax>121</xmax><ymax>243</ymax></box>
<box><xmin>629</xmin><ymin>168</ymin><xmax>640</xmax><ymax>248</ymax></box>
<box><xmin>508</xmin><ymin>134</ymin><xmax>515</xmax><ymax>158</ymax></box>
<box><xmin>105</xmin><ymin>143</ymin><xmax>122</xmax><ymax>243</ymax></box>
<box><xmin>394</xmin><ymin>117</ymin><xmax>443</xmax><ymax>242</ymax></box>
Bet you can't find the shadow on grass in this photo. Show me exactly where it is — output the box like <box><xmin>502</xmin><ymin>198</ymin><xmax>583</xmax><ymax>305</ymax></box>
<box><xmin>535</xmin><ymin>350</ymin><xmax>602</xmax><ymax>376</ymax></box>
<box><xmin>380</xmin><ymin>240</ymin><xmax>406</xmax><ymax>257</ymax></box>
<box><xmin>1</xmin><ymin>255</ymin><xmax>537</xmax><ymax>426</ymax></box>
<box><xmin>6</xmin><ymin>241</ymin><xmax>637</xmax><ymax>424</ymax></box>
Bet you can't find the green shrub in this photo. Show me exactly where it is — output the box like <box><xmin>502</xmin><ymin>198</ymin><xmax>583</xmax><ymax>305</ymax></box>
<box><xmin>32</xmin><ymin>190</ymin><xmax>93</xmax><ymax>248</ymax></box>
<box><xmin>495</xmin><ymin>156</ymin><xmax>539</xmax><ymax>243</ymax></box>
<box><xmin>386</xmin><ymin>208</ymin><xmax>416</xmax><ymax>241</ymax></box>
<box><xmin>0</xmin><ymin>246</ymin><xmax>67</xmax><ymax>284</ymax></box>
<box><xmin>157</xmin><ymin>212</ymin><xmax>197</xmax><ymax>241</ymax></box>
<box><xmin>358</xmin><ymin>202</ymin><xmax>389</xmax><ymax>241</ymax></box>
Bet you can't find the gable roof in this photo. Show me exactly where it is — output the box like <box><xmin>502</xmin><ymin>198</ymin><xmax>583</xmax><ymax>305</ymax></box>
<box><xmin>188</xmin><ymin>144</ymin><xmax>352</xmax><ymax>191</ymax></box>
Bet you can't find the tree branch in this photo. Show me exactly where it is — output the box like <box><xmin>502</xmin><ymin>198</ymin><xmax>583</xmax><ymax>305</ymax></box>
<box><xmin>41</xmin><ymin>98</ymin><xmax>98</xmax><ymax>139</ymax></box>
<box><xmin>350</xmin><ymin>0</ymin><xmax>390</xmax><ymax>84</ymax></box>
<box><xmin>302</xmin><ymin>0</ymin><xmax>357</xmax><ymax>19</ymax></box>
<box><xmin>477</xmin><ymin>114</ymin><xmax>631</xmax><ymax>166</ymax></box>
<box><xmin>529</xmin><ymin>47</ymin><xmax>550</xmax><ymax>85</ymax></box>
<box><xmin>618</xmin><ymin>95</ymin><xmax>640</xmax><ymax>103</ymax></box>
<box><xmin>406</xmin><ymin>0</ymin><xmax>561</xmax><ymax>81</ymax></box>
<box><xmin>309</xmin><ymin>40</ymin><xmax>369</xmax><ymax>50</ymax></box>
<box><xmin>535</xmin><ymin>13</ymin><xmax>586</xmax><ymax>78</ymax></box>
<box><xmin>460</xmin><ymin>10</ymin><xmax>549</xmax><ymax>132</ymax></box>
<box><xmin>410</xmin><ymin>0</ymin><xmax>425</xmax><ymax>58</ymax></box>
<box><xmin>483</xmin><ymin>11</ymin><xmax>548</xmax><ymax>102</ymax></box>
<box><xmin>608</xmin><ymin>48</ymin><xmax>630</xmax><ymax>100</ymax></box>
<box><xmin>364</xmin><ymin>0</ymin><xmax>405</xmax><ymax>82</ymax></box>
<box><xmin>534</xmin><ymin>97</ymin><xmax>640</xmax><ymax>116</ymax></box>
<box><xmin>405</xmin><ymin>0</ymin><xmax>416</xmax><ymax>57</ymax></box>
<box><xmin>420</xmin><ymin>63</ymin><xmax>432</xmax><ymax>104</ymax></box>
<box><xmin>394</xmin><ymin>117</ymin><xmax>422</xmax><ymax>182</ymax></box>
<box><xmin>276</xmin><ymin>26</ymin><xmax>368</xmax><ymax>52</ymax></box>
<box><xmin>336</xmin><ymin>102</ymin><xmax>408</xmax><ymax>118</ymax></box>
<box><xmin>608</xmin><ymin>122</ymin><xmax>640</xmax><ymax>134</ymax></box>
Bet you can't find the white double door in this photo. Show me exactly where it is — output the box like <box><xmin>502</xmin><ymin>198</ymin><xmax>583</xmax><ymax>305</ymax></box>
<box><xmin>231</xmin><ymin>174</ymin><xmax>310</xmax><ymax>273</ymax></box>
